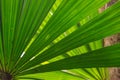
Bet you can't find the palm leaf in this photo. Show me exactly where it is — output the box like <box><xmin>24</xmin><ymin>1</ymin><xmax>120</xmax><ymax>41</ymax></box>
<box><xmin>14</xmin><ymin>0</ymin><xmax>120</xmax><ymax>73</ymax></box>
<box><xmin>0</xmin><ymin>0</ymin><xmax>120</xmax><ymax>80</ymax></box>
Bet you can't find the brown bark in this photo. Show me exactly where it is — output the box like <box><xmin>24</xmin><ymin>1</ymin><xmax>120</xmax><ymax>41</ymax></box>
<box><xmin>104</xmin><ymin>34</ymin><xmax>120</xmax><ymax>80</ymax></box>
<box><xmin>99</xmin><ymin>0</ymin><xmax>119</xmax><ymax>80</ymax></box>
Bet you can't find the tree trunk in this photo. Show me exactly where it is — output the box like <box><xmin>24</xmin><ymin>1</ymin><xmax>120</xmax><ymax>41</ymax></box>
<box><xmin>99</xmin><ymin>0</ymin><xmax>120</xmax><ymax>80</ymax></box>
<box><xmin>104</xmin><ymin>34</ymin><xmax>120</xmax><ymax>80</ymax></box>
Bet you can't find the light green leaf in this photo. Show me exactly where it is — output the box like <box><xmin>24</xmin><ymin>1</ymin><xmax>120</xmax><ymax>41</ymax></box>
<box><xmin>14</xmin><ymin>0</ymin><xmax>109</xmax><ymax>73</ymax></box>
<box><xmin>15</xmin><ymin>1</ymin><xmax>120</xmax><ymax>73</ymax></box>
<box><xmin>19</xmin><ymin>71</ymin><xmax>86</xmax><ymax>80</ymax></box>
<box><xmin>19</xmin><ymin>44</ymin><xmax>120</xmax><ymax>75</ymax></box>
